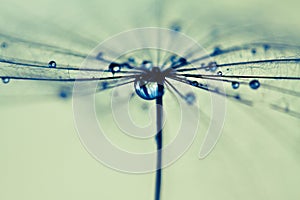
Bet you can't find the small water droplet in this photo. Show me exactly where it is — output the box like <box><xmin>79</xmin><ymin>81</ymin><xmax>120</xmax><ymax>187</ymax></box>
<box><xmin>234</xmin><ymin>94</ymin><xmax>241</xmax><ymax>100</ymax></box>
<box><xmin>170</xmin><ymin>23</ymin><xmax>181</xmax><ymax>32</ymax></box>
<box><xmin>191</xmin><ymin>81</ymin><xmax>198</xmax><ymax>86</ymax></box>
<box><xmin>58</xmin><ymin>87</ymin><xmax>70</xmax><ymax>99</ymax></box>
<box><xmin>185</xmin><ymin>92</ymin><xmax>196</xmax><ymax>105</ymax></box>
<box><xmin>217</xmin><ymin>71</ymin><xmax>222</xmax><ymax>76</ymax></box>
<box><xmin>231</xmin><ymin>81</ymin><xmax>240</xmax><ymax>89</ymax></box>
<box><xmin>178</xmin><ymin>57</ymin><xmax>187</xmax><ymax>65</ymax></box>
<box><xmin>170</xmin><ymin>55</ymin><xmax>177</xmax><ymax>62</ymax></box>
<box><xmin>59</xmin><ymin>91</ymin><xmax>68</xmax><ymax>98</ymax></box>
<box><xmin>249</xmin><ymin>80</ymin><xmax>260</xmax><ymax>89</ymax></box>
<box><xmin>100</xmin><ymin>82</ymin><xmax>108</xmax><ymax>90</ymax></box>
<box><xmin>1</xmin><ymin>42</ymin><xmax>7</xmax><ymax>48</ymax></box>
<box><xmin>263</xmin><ymin>44</ymin><xmax>270</xmax><ymax>51</ymax></box>
<box><xmin>2</xmin><ymin>77</ymin><xmax>10</xmax><ymax>84</ymax></box>
<box><xmin>96</xmin><ymin>52</ymin><xmax>103</xmax><ymax>60</ymax></box>
<box><xmin>128</xmin><ymin>57</ymin><xmax>135</xmax><ymax>63</ymax></box>
<box><xmin>142</xmin><ymin>60</ymin><xmax>153</xmax><ymax>69</ymax></box>
<box><xmin>207</xmin><ymin>62</ymin><xmax>218</xmax><ymax>72</ymax></box>
<box><xmin>48</xmin><ymin>61</ymin><xmax>56</xmax><ymax>68</ymax></box>
<box><xmin>170</xmin><ymin>56</ymin><xmax>187</xmax><ymax>68</ymax></box>
<box><xmin>109</xmin><ymin>63</ymin><xmax>121</xmax><ymax>74</ymax></box>
<box><xmin>211</xmin><ymin>47</ymin><xmax>222</xmax><ymax>56</ymax></box>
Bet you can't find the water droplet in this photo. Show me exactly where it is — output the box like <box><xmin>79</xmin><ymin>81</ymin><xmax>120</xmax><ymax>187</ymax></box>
<box><xmin>59</xmin><ymin>91</ymin><xmax>68</xmax><ymax>98</ymax></box>
<box><xmin>170</xmin><ymin>55</ymin><xmax>177</xmax><ymax>62</ymax></box>
<box><xmin>234</xmin><ymin>94</ymin><xmax>241</xmax><ymax>100</ymax></box>
<box><xmin>58</xmin><ymin>87</ymin><xmax>70</xmax><ymax>99</ymax></box>
<box><xmin>96</xmin><ymin>52</ymin><xmax>103</xmax><ymax>60</ymax></box>
<box><xmin>217</xmin><ymin>71</ymin><xmax>222</xmax><ymax>76</ymax></box>
<box><xmin>170</xmin><ymin>23</ymin><xmax>181</xmax><ymax>32</ymax></box>
<box><xmin>231</xmin><ymin>81</ymin><xmax>240</xmax><ymax>89</ymax></box>
<box><xmin>211</xmin><ymin>47</ymin><xmax>222</xmax><ymax>56</ymax></box>
<box><xmin>134</xmin><ymin>79</ymin><xmax>164</xmax><ymax>100</ymax></box>
<box><xmin>1</xmin><ymin>42</ymin><xmax>7</xmax><ymax>48</ymax></box>
<box><xmin>185</xmin><ymin>92</ymin><xmax>196</xmax><ymax>105</ymax></box>
<box><xmin>207</xmin><ymin>62</ymin><xmax>218</xmax><ymax>72</ymax></box>
<box><xmin>263</xmin><ymin>44</ymin><xmax>270</xmax><ymax>51</ymax></box>
<box><xmin>2</xmin><ymin>77</ymin><xmax>10</xmax><ymax>84</ymax></box>
<box><xmin>170</xmin><ymin>56</ymin><xmax>187</xmax><ymax>68</ymax></box>
<box><xmin>142</xmin><ymin>60</ymin><xmax>153</xmax><ymax>70</ymax></box>
<box><xmin>178</xmin><ymin>57</ymin><xmax>187</xmax><ymax>65</ymax></box>
<box><xmin>191</xmin><ymin>81</ymin><xmax>198</xmax><ymax>86</ymax></box>
<box><xmin>249</xmin><ymin>80</ymin><xmax>260</xmax><ymax>89</ymax></box>
<box><xmin>128</xmin><ymin>57</ymin><xmax>135</xmax><ymax>63</ymax></box>
<box><xmin>100</xmin><ymin>82</ymin><xmax>108</xmax><ymax>90</ymax></box>
<box><xmin>109</xmin><ymin>63</ymin><xmax>121</xmax><ymax>74</ymax></box>
<box><xmin>48</xmin><ymin>61</ymin><xmax>56</xmax><ymax>68</ymax></box>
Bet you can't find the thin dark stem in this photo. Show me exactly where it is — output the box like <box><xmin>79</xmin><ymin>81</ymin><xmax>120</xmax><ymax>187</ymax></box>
<box><xmin>155</xmin><ymin>95</ymin><xmax>163</xmax><ymax>200</ymax></box>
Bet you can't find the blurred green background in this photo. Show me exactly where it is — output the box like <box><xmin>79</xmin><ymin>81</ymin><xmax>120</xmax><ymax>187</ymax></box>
<box><xmin>0</xmin><ymin>0</ymin><xmax>300</xmax><ymax>199</ymax></box>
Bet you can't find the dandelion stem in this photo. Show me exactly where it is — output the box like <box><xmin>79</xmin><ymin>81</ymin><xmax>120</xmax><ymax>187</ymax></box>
<box><xmin>155</xmin><ymin>95</ymin><xmax>163</xmax><ymax>200</ymax></box>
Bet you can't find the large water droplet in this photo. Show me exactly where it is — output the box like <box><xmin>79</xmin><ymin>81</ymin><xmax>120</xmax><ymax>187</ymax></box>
<box><xmin>231</xmin><ymin>81</ymin><xmax>240</xmax><ymax>89</ymax></box>
<box><xmin>249</xmin><ymin>80</ymin><xmax>260</xmax><ymax>89</ymax></box>
<box><xmin>134</xmin><ymin>79</ymin><xmax>164</xmax><ymax>100</ymax></box>
<box><xmin>2</xmin><ymin>77</ymin><xmax>10</xmax><ymax>84</ymax></box>
<box><xmin>48</xmin><ymin>61</ymin><xmax>56</xmax><ymax>68</ymax></box>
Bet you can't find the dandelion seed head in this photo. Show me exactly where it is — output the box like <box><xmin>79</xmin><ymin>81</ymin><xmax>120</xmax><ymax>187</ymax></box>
<box><xmin>134</xmin><ymin>67</ymin><xmax>164</xmax><ymax>100</ymax></box>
